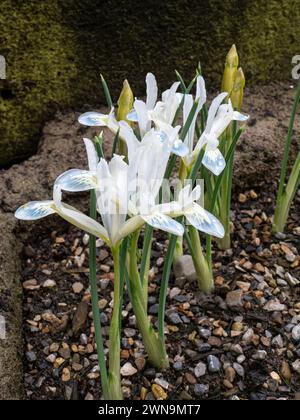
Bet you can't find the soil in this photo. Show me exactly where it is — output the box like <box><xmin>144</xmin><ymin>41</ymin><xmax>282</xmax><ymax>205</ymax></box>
<box><xmin>0</xmin><ymin>81</ymin><xmax>299</xmax><ymax>400</ymax></box>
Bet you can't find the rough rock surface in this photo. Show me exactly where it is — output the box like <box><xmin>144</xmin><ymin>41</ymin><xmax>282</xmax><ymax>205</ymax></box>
<box><xmin>0</xmin><ymin>214</ymin><xmax>23</xmax><ymax>400</ymax></box>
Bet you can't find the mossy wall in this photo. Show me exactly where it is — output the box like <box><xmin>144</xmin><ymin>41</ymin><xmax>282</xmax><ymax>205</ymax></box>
<box><xmin>1</xmin><ymin>0</ymin><xmax>300</xmax><ymax>166</ymax></box>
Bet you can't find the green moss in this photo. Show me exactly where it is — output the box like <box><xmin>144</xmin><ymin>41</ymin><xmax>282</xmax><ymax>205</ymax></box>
<box><xmin>1</xmin><ymin>0</ymin><xmax>300</xmax><ymax>166</ymax></box>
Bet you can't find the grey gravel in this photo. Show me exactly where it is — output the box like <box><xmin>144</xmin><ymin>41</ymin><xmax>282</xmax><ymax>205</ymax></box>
<box><xmin>207</xmin><ymin>355</ymin><xmax>221</xmax><ymax>373</ymax></box>
<box><xmin>194</xmin><ymin>383</ymin><xmax>209</xmax><ymax>397</ymax></box>
<box><xmin>166</xmin><ymin>311</ymin><xmax>182</xmax><ymax>325</ymax></box>
<box><xmin>194</xmin><ymin>362</ymin><xmax>207</xmax><ymax>378</ymax></box>
<box><xmin>252</xmin><ymin>350</ymin><xmax>267</xmax><ymax>360</ymax></box>
<box><xmin>26</xmin><ymin>351</ymin><xmax>37</xmax><ymax>363</ymax></box>
<box><xmin>233</xmin><ymin>362</ymin><xmax>245</xmax><ymax>377</ymax></box>
<box><xmin>272</xmin><ymin>334</ymin><xmax>284</xmax><ymax>348</ymax></box>
<box><xmin>292</xmin><ymin>325</ymin><xmax>300</xmax><ymax>342</ymax></box>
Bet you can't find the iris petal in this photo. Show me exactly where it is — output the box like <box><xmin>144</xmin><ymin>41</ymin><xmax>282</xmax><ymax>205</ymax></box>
<box><xmin>202</xmin><ymin>148</ymin><xmax>226</xmax><ymax>176</ymax></box>
<box><xmin>15</xmin><ymin>201</ymin><xmax>55</xmax><ymax>220</ymax></box>
<box><xmin>185</xmin><ymin>203</ymin><xmax>224</xmax><ymax>238</ymax></box>
<box><xmin>126</xmin><ymin>109</ymin><xmax>138</xmax><ymax>122</ymax></box>
<box><xmin>142</xmin><ymin>213</ymin><xmax>184</xmax><ymax>236</ymax></box>
<box><xmin>172</xmin><ymin>139</ymin><xmax>189</xmax><ymax>157</ymax></box>
<box><xmin>78</xmin><ymin>112</ymin><xmax>107</xmax><ymax>126</ymax></box>
<box><xmin>56</xmin><ymin>169</ymin><xmax>97</xmax><ymax>192</ymax></box>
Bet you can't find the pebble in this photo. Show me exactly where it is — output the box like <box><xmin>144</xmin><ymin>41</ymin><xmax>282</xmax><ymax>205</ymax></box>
<box><xmin>226</xmin><ymin>290</ymin><xmax>243</xmax><ymax>309</ymax></box>
<box><xmin>82</xmin><ymin>233</ymin><xmax>89</xmax><ymax>245</ymax></box>
<box><xmin>285</xmin><ymin>272</ymin><xmax>299</xmax><ymax>286</ymax></box>
<box><xmin>26</xmin><ymin>351</ymin><xmax>37</xmax><ymax>363</ymax></box>
<box><xmin>154</xmin><ymin>378</ymin><xmax>169</xmax><ymax>390</ymax></box>
<box><xmin>173</xmin><ymin>255</ymin><xmax>197</xmax><ymax>281</ymax></box>
<box><xmin>225</xmin><ymin>366</ymin><xmax>236</xmax><ymax>382</ymax></box>
<box><xmin>135</xmin><ymin>357</ymin><xmax>146</xmax><ymax>371</ymax></box>
<box><xmin>169</xmin><ymin>287</ymin><xmax>181</xmax><ymax>299</ymax></box>
<box><xmin>272</xmin><ymin>334</ymin><xmax>283</xmax><ymax>348</ymax></box>
<box><xmin>185</xmin><ymin>372</ymin><xmax>197</xmax><ymax>384</ymax></box>
<box><xmin>292</xmin><ymin>325</ymin><xmax>300</xmax><ymax>342</ymax></box>
<box><xmin>280</xmin><ymin>361</ymin><xmax>292</xmax><ymax>381</ymax></box>
<box><xmin>166</xmin><ymin>310</ymin><xmax>182</xmax><ymax>325</ymax></box>
<box><xmin>194</xmin><ymin>383</ymin><xmax>209</xmax><ymax>397</ymax></box>
<box><xmin>72</xmin><ymin>302</ymin><xmax>88</xmax><ymax>334</ymax></box>
<box><xmin>231</xmin><ymin>344</ymin><xmax>243</xmax><ymax>355</ymax></box>
<box><xmin>242</xmin><ymin>328</ymin><xmax>254</xmax><ymax>343</ymax></box>
<box><xmin>152</xmin><ymin>384</ymin><xmax>167</xmax><ymax>400</ymax></box>
<box><xmin>43</xmin><ymin>279</ymin><xmax>57</xmax><ymax>288</ymax></box>
<box><xmin>292</xmin><ymin>359</ymin><xmax>300</xmax><ymax>374</ymax></box>
<box><xmin>23</xmin><ymin>279</ymin><xmax>40</xmax><ymax>291</ymax></box>
<box><xmin>233</xmin><ymin>362</ymin><xmax>244</xmax><ymax>377</ymax></box>
<box><xmin>80</xmin><ymin>333</ymin><xmax>88</xmax><ymax>345</ymax></box>
<box><xmin>252</xmin><ymin>350</ymin><xmax>267</xmax><ymax>360</ymax></box>
<box><xmin>194</xmin><ymin>362</ymin><xmax>207</xmax><ymax>378</ymax></box>
<box><xmin>198</xmin><ymin>328</ymin><xmax>211</xmax><ymax>339</ymax></box>
<box><xmin>173</xmin><ymin>361</ymin><xmax>183</xmax><ymax>371</ymax></box>
<box><xmin>120</xmin><ymin>362</ymin><xmax>137</xmax><ymax>376</ymax></box>
<box><xmin>72</xmin><ymin>362</ymin><xmax>83</xmax><ymax>371</ymax></box>
<box><xmin>98</xmin><ymin>299</ymin><xmax>108</xmax><ymax>310</ymax></box>
<box><xmin>238</xmin><ymin>193</ymin><xmax>247</xmax><ymax>203</ymax></box>
<box><xmin>72</xmin><ymin>282</ymin><xmax>84</xmax><ymax>294</ymax></box>
<box><xmin>207</xmin><ymin>355</ymin><xmax>221</xmax><ymax>373</ymax></box>
<box><xmin>46</xmin><ymin>354</ymin><xmax>56</xmax><ymax>363</ymax></box>
<box><xmin>237</xmin><ymin>355</ymin><xmax>246</xmax><ymax>364</ymax></box>
<box><xmin>149</xmin><ymin>304</ymin><xmax>159</xmax><ymax>314</ymax></box>
<box><xmin>62</xmin><ymin>368</ymin><xmax>71</xmax><ymax>382</ymax></box>
<box><xmin>270</xmin><ymin>371</ymin><xmax>281</xmax><ymax>383</ymax></box>
<box><xmin>263</xmin><ymin>300</ymin><xmax>287</xmax><ymax>312</ymax></box>
<box><xmin>180</xmin><ymin>390</ymin><xmax>193</xmax><ymax>400</ymax></box>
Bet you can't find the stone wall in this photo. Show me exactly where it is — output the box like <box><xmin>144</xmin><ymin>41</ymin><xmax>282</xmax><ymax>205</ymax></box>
<box><xmin>1</xmin><ymin>0</ymin><xmax>299</xmax><ymax>166</ymax></box>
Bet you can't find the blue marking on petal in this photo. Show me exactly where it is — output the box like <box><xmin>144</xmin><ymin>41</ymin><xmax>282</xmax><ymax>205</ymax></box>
<box><xmin>185</xmin><ymin>205</ymin><xmax>225</xmax><ymax>238</ymax></box>
<box><xmin>202</xmin><ymin>148</ymin><xmax>226</xmax><ymax>176</ymax></box>
<box><xmin>172</xmin><ymin>140</ymin><xmax>189</xmax><ymax>157</ymax></box>
<box><xmin>126</xmin><ymin>109</ymin><xmax>138</xmax><ymax>122</ymax></box>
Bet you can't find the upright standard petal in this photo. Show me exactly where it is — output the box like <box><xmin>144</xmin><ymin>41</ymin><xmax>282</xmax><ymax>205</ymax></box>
<box><xmin>55</xmin><ymin>169</ymin><xmax>97</xmax><ymax>192</ymax></box>
<box><xmin>78</xmin><ymin>112</ymin><xmax>108</xmax><ymax>127</ymax></box>
<box><xmin>134</xmin><ymin>99</ymin><xmax>150</xmax><ymax>137</ymax></box>
<box><xmin>185</xmin><ymin>203</ymin><xmax>225</xmax><ymax>238</ymax></box>
<box><xmin>15</xmin><ymin>201</ymin><xmax>55</xmax><ymax>220</ymax></box>
<box><xmin>83</xmin><ymin>138</ymin><xmax>98</xmax><ymax>172</ymax></box>
<box><xmin>205</xmin><ymin>92</ymin><xmax>228</xmax><ymax>133</ymax></box>
<box><xmin>146</xmin><ymin>73</ymin><xmax>158</xmax><ymax>110</ymax></box>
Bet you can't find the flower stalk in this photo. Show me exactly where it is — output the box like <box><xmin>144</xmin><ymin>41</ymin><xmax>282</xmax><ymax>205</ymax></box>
<box><xmin>128</xmin><ymin>232</ymin><xmax>169</xmax><ymax>369</ymax></box>
<box><xmin>107</xmin><ymin>244</ymin><xmax>123</xmax><ymax>400</ymax></box>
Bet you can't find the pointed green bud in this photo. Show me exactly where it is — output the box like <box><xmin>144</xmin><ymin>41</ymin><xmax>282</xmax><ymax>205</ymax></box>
<box><xmin>116</xmin><ymin>79</ymin><xmax>134</xmax><ymax>122</ymax></box>
<box><xmin>221</xmin><ymin>44</ymin><xmax>239</xmax><ymax>95</ymax></box>
<box><xmin>230</xmin><ymin>67</ymin><xmax>245</xmax><ymax>111</ymax></box>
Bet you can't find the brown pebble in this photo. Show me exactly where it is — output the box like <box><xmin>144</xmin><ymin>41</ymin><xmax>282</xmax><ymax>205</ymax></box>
<box><xmin>184</xmin><ymin>372</ymin><xmax>197</xmax><ymax>384</ymax></box>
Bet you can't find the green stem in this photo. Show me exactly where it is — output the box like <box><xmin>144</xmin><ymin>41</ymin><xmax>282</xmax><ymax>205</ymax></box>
<box><xmin>89</xmin><ymin>191</ymin><xmax>109</xmax><ymax>399</ymax></box>
<box><xmin>140</xmin><ymin>226</ymin><xmax>153</xmax><ymax>311</ymax></box>
<box><xmin>273</xmin><ymin>151</ymin><xmax>300</xmax><ymax>232</ymax></box>
<box><xmin>128</xmin><ymin>236</ymin><xmax>169</xmax><ymax>369</ymax></box>
<box><xmin>188</xmin><ymin>226</ymin><xmax>213</xmax><ymax>293</ymax></box>
<box><xmin>107</xmin><ymin>244</ymin><xmax>123</xmax><ymax>400</ymax></box>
